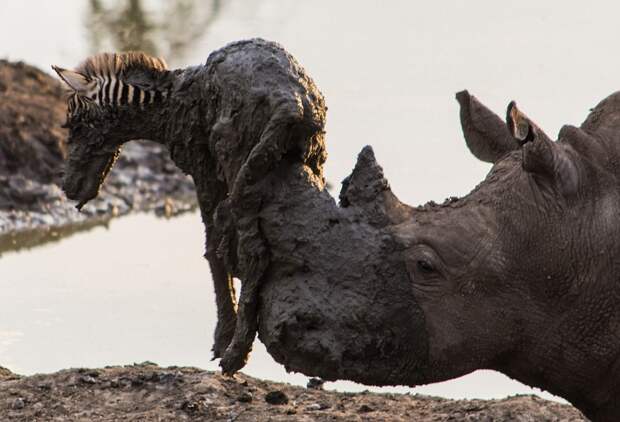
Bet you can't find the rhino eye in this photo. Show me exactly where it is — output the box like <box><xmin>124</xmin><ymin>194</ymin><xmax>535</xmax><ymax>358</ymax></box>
<box><xmin>416</xmin><ymin>259</ymin><xmax>435</xmax><ymax>274</ymax></box>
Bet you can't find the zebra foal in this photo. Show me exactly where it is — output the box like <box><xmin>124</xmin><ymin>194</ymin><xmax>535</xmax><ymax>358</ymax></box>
<box><xmin>53</xmin><ymin>39</ymin><xmax>327</xmax><ymax>374</ymax></box>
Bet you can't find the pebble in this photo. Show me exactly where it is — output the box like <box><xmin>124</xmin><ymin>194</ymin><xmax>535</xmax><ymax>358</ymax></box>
<box><xmin>158</xmin><ymin>371</ymin><xmax>184</xmax><ymax>384</ymax></box>
<box><xmin>137</xmin><ymin>165</ymin><xmax>155</xmax><ymax>180</ymax></box>
<box><xmin>80</xmin><ymin>375</ymin><xmax>97</xmax><ymax>385</ymax></box>
<box><xmin>237</xmin><ymin>392</ymin><xmax>253</xmax><ymax>403</ymax></box>
<box><xmin>265</xmin><ymin>390</ymin><xmax>289</xmax><ymax>405</ymax></box>
<box><xmin>111</xmin><ymin>172</ymin><xmax>132</xmax><ymax>186</ymax></box>
<box><xmin>358</xmin><ymin>404</ymin><xmax>373</xmax><ymax>413</ymax></box>
<box><xmin>306</xmin><ymin>377</ymin><xmax>325</xmax><ymax>390</ymax></box>
<box><xmin>12</xmin><ymin>397</ymin><xmax>25</xmax><ymax>410</ymax></box>
<box><xmin>30</xmin><ymin>212</ymin><xmax>55</xmax><ymax>226</ymax></box>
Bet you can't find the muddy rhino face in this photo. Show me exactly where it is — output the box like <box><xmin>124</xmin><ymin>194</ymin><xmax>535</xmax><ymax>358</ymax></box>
<box><xmin>257</xmin><ymin>202</ymin><xmax>431</xmax><ymax>385</ymax></box>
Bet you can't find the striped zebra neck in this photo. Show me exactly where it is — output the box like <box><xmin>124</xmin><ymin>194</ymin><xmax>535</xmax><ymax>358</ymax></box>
<box><xmin>67</xmin><ymin>75</ymin><xmax>168</xmax><ymax>115</ymax></box>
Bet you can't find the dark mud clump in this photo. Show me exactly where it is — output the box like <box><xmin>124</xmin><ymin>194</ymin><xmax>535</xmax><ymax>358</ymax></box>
<box><xmin>0</xmin><ymin>364</ymin><xmax>585</xmax><ymax>421</ymax></box>
<box><xmin>0</xmin><ymin>60</ymin><xmax>196</xmax><ymax>251</ymax></box>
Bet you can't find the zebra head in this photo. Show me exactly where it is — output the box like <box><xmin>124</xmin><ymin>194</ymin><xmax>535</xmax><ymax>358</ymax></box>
<box><xmin>53</xmin><ymin>52</ymin><xmax>168</xmax><ymax>209</ymax></box>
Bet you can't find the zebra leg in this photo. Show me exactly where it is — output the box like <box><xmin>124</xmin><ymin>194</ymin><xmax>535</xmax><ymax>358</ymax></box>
<box><xmin>196</xmin><ymin>176</ymin><xmax>238</xmax><ymax>361</ymax></box>
<box><xmin>218</xmin><ymin>214</ymin><xmax>267</xmax><ymax>374</ymax></box>
<box><xmin>204</xmin><ymin>228</ymin><xmax>237</xmax><ymax>360</ymax></box>
<box><xmin>219</xmin><ymin>104</ymin><xmax>303</xmax><ymax>374</ymax></box>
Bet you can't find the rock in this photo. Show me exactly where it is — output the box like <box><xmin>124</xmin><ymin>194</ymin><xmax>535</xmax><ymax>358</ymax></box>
<box><xmin>305</xmin><ymin>402</ymin><xmax>329</xmax><ymax>411</ymax></box>
<box><xmin>158</xmin><ymin>371</ymin><xmax>184</xmax><ymax>384</ymax></box>
<box><xmin>110</xmin><ymin>172</ymin><xmax>133</xmax><ymax>187</ymax></box>
<box><xmin>180</xmin><ymin>399</ymin><xmax>205</xmax><ymax>415</ymax></box>
<box><xmin>359</xmin><ymin>403</ymin><xmax>373</xmax><ymax>413</ymax></box>
<box><xmin>237</xmin><ymin>392</ymin><xmax>253</xmax><ymax>403</ymax></box>
<box><xmin>0</xmin><ymin>366</ymin><xmax>16</xmax><ymax>380</ymax></box>
<box><xmin>30</xmin><ymin>212</ymin><xmax>56</xmax><ymax>226</ymax></box>
<box><xmin>12</xmin><ymin>397</ymin><xmax>25</xmax><ymax>410</ymax></box>
<box><xmin>306</xmin><ymin>377</ymin><xmax>325</xmax><ymax>390</ymax></box>
<box><xmin>80</xmin><ymin>375</ymin><xmax>97</xmax><ymax>384</ymax></box>
<box><xmin>265</xmin><ymin>390</ymin><xmax>288</xmax><ymax>405</ymax></box>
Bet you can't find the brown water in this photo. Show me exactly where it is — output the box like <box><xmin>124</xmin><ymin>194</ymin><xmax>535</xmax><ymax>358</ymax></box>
<box><xmin>4</xmin><ymin>0</ymin><xmax>620</xmax><ymax>402</ymax></box>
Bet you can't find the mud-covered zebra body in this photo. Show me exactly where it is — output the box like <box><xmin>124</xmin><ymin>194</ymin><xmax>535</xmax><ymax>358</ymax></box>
<box><xmin>53</xmin><ymin>39</ymin><xmax>327</xmax><ymax>375</ymax></box>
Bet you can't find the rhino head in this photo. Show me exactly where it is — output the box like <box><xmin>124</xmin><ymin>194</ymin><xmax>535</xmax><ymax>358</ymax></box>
<box><xmin>255</xmin><ymin>91</ymin><xmax>620</xmax><ymax>421</ymax></box>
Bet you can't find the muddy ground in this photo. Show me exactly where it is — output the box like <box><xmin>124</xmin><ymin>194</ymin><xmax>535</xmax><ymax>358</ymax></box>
<box><xmin>0</xmin><ymin>363</ymin><xmax>585</xmax><ymax>421</ymax></box>
<box><xmin>0</xmin><ymin>59</ymin><xmax>196</xmax><ymax>252</ymax></box>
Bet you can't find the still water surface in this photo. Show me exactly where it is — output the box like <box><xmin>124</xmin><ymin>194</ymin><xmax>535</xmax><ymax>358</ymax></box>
<box><xmin>4</xmin><ymin>0</ymin><xmax>620</xmax><ymax>402</ymax></box>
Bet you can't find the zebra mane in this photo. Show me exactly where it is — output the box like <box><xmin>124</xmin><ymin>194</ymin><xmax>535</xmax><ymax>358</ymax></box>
<box><xmin>61</xmin><ymin>52</ymin><xmax>170</xmax><ymax>113</ymax></box>
<box><xmin>76</xmin><ymin>52</ymin><xmax>168</xmax><ymax>80</ymax></box>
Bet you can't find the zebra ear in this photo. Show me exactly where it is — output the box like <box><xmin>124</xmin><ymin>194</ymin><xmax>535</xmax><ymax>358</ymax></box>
<box><xmin>52</xmin><ymin>66</ymin><xmax>91</xmax><ymax>92</ymax></box>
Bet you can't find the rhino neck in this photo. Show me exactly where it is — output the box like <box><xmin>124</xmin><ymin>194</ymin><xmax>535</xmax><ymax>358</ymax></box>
<box><xmin>491</xmin><ymin>252</ymin><xmax>620</xmax><ymax>421</ymax></box>
<box><xmin>499</xmin><ymin>340</ymin><xmax>620</xmax><ymax>421</ymax></box>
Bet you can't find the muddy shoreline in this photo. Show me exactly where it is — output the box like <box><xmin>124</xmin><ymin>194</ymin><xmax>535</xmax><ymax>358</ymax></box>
<box><xmin>0</xmin><ymin>364</ymin><xmax>585</xmax><ymax>421</ymax></box>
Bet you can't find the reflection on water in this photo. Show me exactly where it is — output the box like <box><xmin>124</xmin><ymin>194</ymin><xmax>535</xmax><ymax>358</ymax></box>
<box><xmin>0</xmin><ymin>217</ymin><xmax>111</xmax><ymax>257</ymax></box>
<box><xmin>86</xmin><ymin>0</ymin><xmax>222</xmax><ymax>64</ymax></box>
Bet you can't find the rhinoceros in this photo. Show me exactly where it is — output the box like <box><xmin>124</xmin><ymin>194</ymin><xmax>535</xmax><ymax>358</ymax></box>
<box><xmin>54</xmin><ymin>38</ymin><xmax>620</xmax><ymax>420</ymax></box>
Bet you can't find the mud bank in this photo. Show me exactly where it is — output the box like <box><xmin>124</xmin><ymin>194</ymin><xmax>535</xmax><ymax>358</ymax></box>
<box><xmin>0</xmin><ymin>60</ymin><xmax>196</xmax><ymax>252</ymax></box>
<box><xmin>0</xmin><ymin>364</ymin><xmax>585</xmax><ymax>421</ymax></box>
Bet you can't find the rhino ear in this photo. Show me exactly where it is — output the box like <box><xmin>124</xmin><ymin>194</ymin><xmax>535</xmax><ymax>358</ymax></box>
<box><xmin>506</xmin><ymin>101</ymin><xmax>579</xmax><ymax>195</ymax></box>
<box><xmin>456</xmin><ymin>90</ymin><xmax>520</xmax><ymax>163</ymax></box>
<box><xmin>52</xmin><ymin>65</ymin><xmax>91</xmax><ymax>92</ymax></box>
<box><xmin>581</xmin><ymin>91</ymin><xmax>620</xmax><ymax>136</ymax></box>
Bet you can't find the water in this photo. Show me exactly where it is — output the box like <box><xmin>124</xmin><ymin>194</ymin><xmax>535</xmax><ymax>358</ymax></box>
<box><xmin>4</xmin><ymin>0</ymin><xmax>620</xmax><ymax>402</ymax></box>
